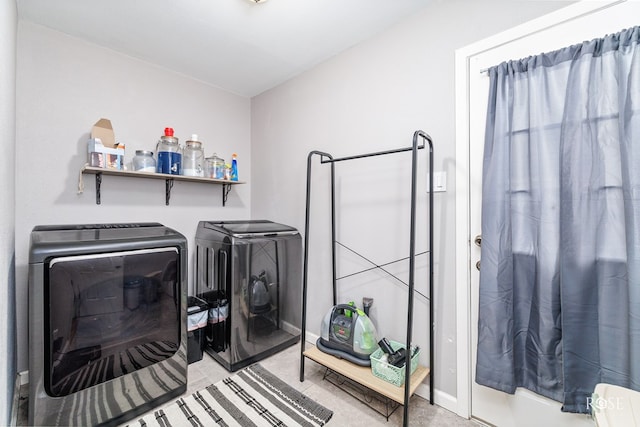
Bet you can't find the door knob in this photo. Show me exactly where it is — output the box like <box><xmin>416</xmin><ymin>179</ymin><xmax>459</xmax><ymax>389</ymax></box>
<box><xmin>476</xmin><ymin>260</ymin><xmax>481</xmax><ymax>271</ymax></box>
<box><xmin>474</xmin><ymin>235</ymin><xmax>482</xmax><ymax>247</ymax></box>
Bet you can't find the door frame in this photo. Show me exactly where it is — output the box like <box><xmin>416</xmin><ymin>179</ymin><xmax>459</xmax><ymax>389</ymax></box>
<box><xmin>453</xmin><ymin>0</ymin><xmax>625</xmax><ymax>419</ymax></box>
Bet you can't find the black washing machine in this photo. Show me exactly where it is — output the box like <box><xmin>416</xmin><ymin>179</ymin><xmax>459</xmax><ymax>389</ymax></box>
<box><xmin>195</xmin><ymin>220</ymin><xmax>302</xmax><ymax>371</ymax></box>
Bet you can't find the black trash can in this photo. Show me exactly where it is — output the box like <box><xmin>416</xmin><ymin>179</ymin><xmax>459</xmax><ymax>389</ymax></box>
<box><xmin>199</xmin><ymin>290</ymin><xmax>228</xmax><ymax>353</ymax></box>
<box><xmin>187</xmin><ymin>296</ymin><xmax>208</xmax><ymax>364</ymax></box>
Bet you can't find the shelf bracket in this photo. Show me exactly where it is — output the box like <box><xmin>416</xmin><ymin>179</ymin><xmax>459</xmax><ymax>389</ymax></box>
<box><xmin>165</xmin><ymin>179</ymin><xmax>174</xmax><ymax>205</ymax></box>
<box><xmin>222</xmin><ymin>183</ymin><xmax>232</xmax><ymax>206</ymax></box>
<box><xmin>95</xmin><ymin>172</ymin><xmax>102</xmax><ymax>205</ymax></box>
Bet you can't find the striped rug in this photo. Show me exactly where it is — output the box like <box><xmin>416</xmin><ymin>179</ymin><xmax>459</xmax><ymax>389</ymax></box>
<box><xmin>127</xmin><ymin>363</ymin><xmax>333</xmax><ymax>427</ymax></box>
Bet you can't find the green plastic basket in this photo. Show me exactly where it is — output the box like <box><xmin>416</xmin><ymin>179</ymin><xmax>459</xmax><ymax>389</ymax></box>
<box><xmin>370</xmin><ymin>340</ymin><xmax>420</xmax><ymax>387</ymax></box>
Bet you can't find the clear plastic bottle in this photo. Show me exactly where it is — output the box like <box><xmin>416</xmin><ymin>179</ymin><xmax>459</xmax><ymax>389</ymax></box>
<box><xmin>205</xmin><ymin>154</ymin><xmax>225</xmax><ymax>179</ymax></box>
<box><xmin>183</xmin><ymin>134</ymin><xmax>205</xmax><ymax>177</ymax></box>
<box><xmin>156</xmin><ymin>127</ymin><xmax>182</xmax><ymax>175</ymax></box>
<box><xmin>132</xmin><ymin>150</ymin><xmax>156</xmax><ymax>172</ymax></box>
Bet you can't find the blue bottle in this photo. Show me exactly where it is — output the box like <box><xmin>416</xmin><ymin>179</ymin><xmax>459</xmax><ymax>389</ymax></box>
<box><xmin>156</xmin><ymin>127</ymin><xmax>182</xmax><ymax>175</ymax></box>
<box><xmin>230</xmin><ymin>153</ymin><xmax>238</xmax><ymax>181</ymax></box>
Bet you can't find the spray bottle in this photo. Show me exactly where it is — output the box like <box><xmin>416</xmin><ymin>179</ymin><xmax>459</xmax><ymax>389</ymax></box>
<box><xmin>230</xmin><ymin>153</ymin><xmax>238</xmax><ymax>181</ymax></box>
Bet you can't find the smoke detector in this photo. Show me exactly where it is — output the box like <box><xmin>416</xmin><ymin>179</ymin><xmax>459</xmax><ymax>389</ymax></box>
<box><xmin>248</xmin><ymin>0</ymin><xmax>268</xmax><ymax>3</ymax></box>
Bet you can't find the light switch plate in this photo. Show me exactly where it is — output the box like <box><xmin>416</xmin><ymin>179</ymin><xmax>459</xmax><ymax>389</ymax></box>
<box><xmin>427</xmin><ymin>171</ymin><xmax>447</xmax><ymax>192</ymax></box>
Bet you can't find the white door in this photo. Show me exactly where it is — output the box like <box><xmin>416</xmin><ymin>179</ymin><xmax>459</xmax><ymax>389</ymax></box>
<box><xmin>465</xmin><ymin>1</ymin><xmax>640</xmax><ymax>426</ymax></box>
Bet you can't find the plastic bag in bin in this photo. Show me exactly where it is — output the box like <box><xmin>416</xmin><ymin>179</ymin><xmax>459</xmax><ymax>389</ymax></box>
<box><xmin>187</xmin><ymin>296</ymin><xmax>208</xmax><ymax>331</ymax></box>
<box><xmin>208</xmin><ymin>299</ymin><xmax>228</xmax><ymax>324</ymax></box>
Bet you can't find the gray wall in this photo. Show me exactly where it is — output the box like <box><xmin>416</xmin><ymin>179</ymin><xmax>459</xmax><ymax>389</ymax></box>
<box><xmin>14</xmin><ymin>21</ymin><xmax>252</xmax><ymax>373</ymax></box>
<box><xmin>1</xmin><ymin>0</ymin><xmax>17</xmax><ymax>424</ymax></box>
<box><xmin>250</xmin><ymin>0</ymin><xmax>573</xmax><ymax>401</ymax></box>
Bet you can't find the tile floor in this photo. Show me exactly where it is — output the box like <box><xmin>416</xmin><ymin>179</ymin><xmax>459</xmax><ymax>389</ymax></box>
<box><xmin>17</xmin><ymin>342</ymin><xmax>480</xmax><ymax>426</ymax></box>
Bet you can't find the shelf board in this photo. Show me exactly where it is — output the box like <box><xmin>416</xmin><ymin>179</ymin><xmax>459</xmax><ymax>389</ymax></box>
<box><xmin>303</xmin><ymin>344</ymin><xmax>430</xmax><ymax>405</ymax></box>
<box><xmin>80</xmin><ymin>165</ymin><xmax>244</xmax><ymax>205</ymax></box>
<box><xmin>81</xmin><ymin>165</ymin><xmax>245</xmax><ymax>185</ymax></box>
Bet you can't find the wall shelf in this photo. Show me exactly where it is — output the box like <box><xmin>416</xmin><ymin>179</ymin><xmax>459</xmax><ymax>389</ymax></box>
<box><xmin>80</xmin><ymin>165</ymin><xmax>245</xmax><ymax>206</ymax></box>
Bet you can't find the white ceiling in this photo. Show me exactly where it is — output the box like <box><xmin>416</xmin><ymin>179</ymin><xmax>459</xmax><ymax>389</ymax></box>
<box><xmin>17</xmin><ymin>0</ymin><xmax>433</xmax><ymax>97</ymax></box>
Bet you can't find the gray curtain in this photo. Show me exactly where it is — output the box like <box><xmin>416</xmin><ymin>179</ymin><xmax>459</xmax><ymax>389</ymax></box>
<box><xmin>476</xmin><ymin>26</ymin><xmax>640</xmax><ymax>413</ymax></box>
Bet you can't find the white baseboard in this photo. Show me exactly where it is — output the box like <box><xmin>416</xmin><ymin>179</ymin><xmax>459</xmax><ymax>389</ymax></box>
<box><xmin>304</xmin><ymin>331</ymin><xmax>320</xmax><ymax>344</ymax></box>
<box><xmin>281</xmin><ymin>320</ymin><xmax>301</xmax><ymax>337</ymax></box>
<box><xmin>414</xmin><ymin>385</ymin><xmax>459</xmax><ymax>415</ymax></box>
<box><xmin>18</xmin><ymin>371</ymin><xmax>28</xmax><ymax>386</ymax></box>
<box><xmin>10</xmin><ymin>371</ymin><xmax>28</xmax><ymax>427</ymax></box>
<box><xmin>10</xmin><ymin>374</ymin><xmax>19</xmax><ymax>427</ymax></box>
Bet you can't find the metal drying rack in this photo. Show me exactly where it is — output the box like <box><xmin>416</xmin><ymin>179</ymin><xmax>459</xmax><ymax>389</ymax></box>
<box><xmin>299</xmin><ymin>130</ymin><xmax>434</xmax><ymax>427</ymax></box>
